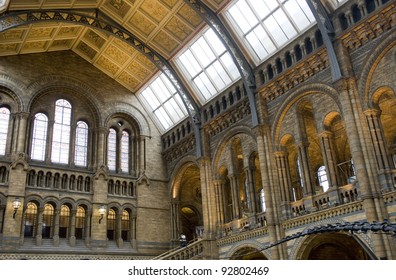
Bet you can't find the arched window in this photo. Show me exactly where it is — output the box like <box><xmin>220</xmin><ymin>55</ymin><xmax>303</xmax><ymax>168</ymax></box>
<box><xmin>75</xmin><ymin>206</ymin><xmax>86</xmax><ymax>240</ymax></box>
<box><xmin>24</xmin><ymin>202</ymin><xmax>38</xmax><ymax>237</ymax></box>
<box><xmin>52</xmin><ymin>99</ymin><xmax>72</xmax><ymax>164</ymax></box>
<box><xmin>31</xmin><ymin>113</ymin><xmax>48</xmax><ymax>161</ymax></box>
<box><xmin>107</xmin><ymin>209</ymin><xmax>116</xmax><ymax>240</ymax></box>
<box><xmin>317</xmin><ymin>165</ymin><xmax>329</xmax><ymax>192</ymax></box>
<box><xmin>59</xmin><ymin>205</ymin><xmax>70</xmax><ymax>238</ymax></box>
<box><xmin>259</xmin><ymin>188</ymin><xmax>266</xmax><ymax>212</ymax></box>
<box><xmin>0</xmin><ymin>107</ymin><xmax>10</xmax><ymax>155</ymax></box>
<box><xmin>121</xmin><ymin>210</ymin><xmax>130</xmax><ymax>241</ymax></box>
<box><xmin>121</xmin><ymin>131</ymin><xmax>129</xmax><ymax>172</ymax></box>
<box><xmin>107</xmin><ymin>128</ymin><xmax>117</xmax><ymax>171</ymax></box>
<box><xmin>75</xmin><ymin>121</ymin><xmax>89</xmax><ymax>166</ymax></box>
<box><xmin>42</xmin><ymin>204</ymin><xmax>54</xmax><ymax>239</ymax></box>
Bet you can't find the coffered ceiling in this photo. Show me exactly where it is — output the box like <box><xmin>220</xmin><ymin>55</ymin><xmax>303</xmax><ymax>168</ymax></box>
<box><xmin>0</xmin><ymin>0</ymin><xmax>229</xmax><ymax>92</ymax></box>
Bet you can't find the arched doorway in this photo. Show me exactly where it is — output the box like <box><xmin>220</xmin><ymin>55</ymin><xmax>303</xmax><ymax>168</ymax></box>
<box><xmin>231</xmin><ymin>246</ymin><xmax>268</xmax><ymax>260</ymax></box>
<box><xmin>298</xmin><ymin>232</ymin><xmax>371</xmax><ymax>260</ymax></box>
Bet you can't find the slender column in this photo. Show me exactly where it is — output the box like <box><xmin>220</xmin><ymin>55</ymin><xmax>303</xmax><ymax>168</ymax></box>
<box><xmin>228</xmin><ymin>174</ymin><xmax>240</xmax><ymax>219</ymax></box>
<box><xmin>15</xmin><ymin>112</ymin><xmax>29</xmax><ymax>153</ymax></box>
<box><xmin>170</xmin><ymin>198</ymin><xmax>180</xmax><ymax>246</ymax></box>
<box><xmin>138</xmin><ymin>135</ymin><xmax>146</xmax><ymax>175</ymax></box>
<box><xmin>116</xmin><ymin>210</ymin><xmax>123</xmax><ymax>247</ymax></box>
<box><xmin>35</xmin><ymin>206</ymin><xmax>44</xmax><ymax>246</ymax></box>
<box><xmin>255</xmin><ymin>125</ymin><xmax>283</xmax><ymax>259</ymax></box>
<box><xmin>96</xmin><ymin>126</ymin><xmax>107</xmax><ymax>167</ymax></box>
<box><xmin>84</xmin><ymin>210</ymin><xmax>91</xmax><ymax>246</ymax></box>
<box><xmin>131</xmin><ymin>214</ymin><xmax>137</xmax><ymax>248</ymax></box>
<box><xmin>297</xmin><ymin>142</ymin><xmax>315</xmax><ymax>196</ymax></box>
<box><xmin>244</xmin><ymin>167</ymin><xmax>257</xmax><ymax>213</ymax></box>
<box><xmin>213</xmin><ymin>180</ymin><xmax>223</xmax><ymax>225</ymax></box>
<box><xmin>69</xmin><ymin>209</ymin><xmax>76</xmax><ymax>246</ymax></box>
<box><xmin>365</xmin><ymin>109</ymin><xmax>391</xmax><ymax>170</ymax></box>
<box><xmin>318</xmin><ymin>131</ymin><xmax>340</xmax><ymax>189</ymax></box>
<box><xmin>274</xmin><ymin>151</ymin><xmax>292</xmax><ymax>202</ymax></box>
<box><xmin>53</xmin><ymin>209</ymin><xmax>60</xmax><ymax>246</ymax></box>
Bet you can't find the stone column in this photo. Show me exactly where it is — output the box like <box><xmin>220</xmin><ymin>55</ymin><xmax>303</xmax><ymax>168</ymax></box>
<box><xmin>116</xmin><ymin>209</ymin><xmax>123</xmax><ymax>248</ymax></box>
<box><xmin>244</xmin><ymin>167</ymin><xmax>257</xmax><ymax>214</ymax></box>
<box><xmin>199</xmin><ymin>156</ymin><xmax>219</xmax><ymax>259</ymax></box>
<box><xmin>69</xmin><ymin>209</ymin><xmax>76</xmax><ymax>246</ymax></box>
<box><xmin>15</xmin><ymin>112</ymin><xmax>29</xmax><ymax>154</ymax></box>
<box><xmin>213</xmin><ymin>179</ymin><xmax>225</xmax><ymax>226</ymax></box>
<box><xmin>297</xmin><ymin>142</ymin><xmax>315</xmax><ymax>198</ymax></box>
<box><xmin>170</xmin><ymin>198</ymin><xmax>180</xmax><ymax>247</ymax></box>
<box><xmin>254</xmin><ymin>125</ymin><xmax>285</xmax><ymax>259</ymax></box>
<box><xmin>365</xmin><ymin>109</ymin><xmax>394</xmax><ymax>191</ymax></box>
<box><xmin>53</xmin><ymin>209</ymin><xmax>60</xmax><ymax>246</ymax></box>
<box><xmin>138</xmin><ymin>135</ymin><xmax>146</xmax><ymax>176</ymax></box>
<box><xmin>35</xmin><ymin>206</ymin><xmax>44</xmax><ymax>246</ymax></box>
<box><xmin>228</xmin><ymin>173</ymin><xmax>240</xmax><ymax>220</ymax></box>
<box><xmin>275</xmin><ymin>150</ymin><xmax>292</xmax><ymax>219</ymax></box>
<box><xmin>335</xmin><ymin>77</ymin><xmax>394</xmax><ymax>259</ymax></box>
<box><xmin>130</xmin><ymin>214</ymin><xmax>137</xmax><ymax>249</ymax></box>
<box><xmin>84</xmin><ymin>209</ymin><xmax>91</xmax><ymax>246</ymax></box>
<box><xmin>96</xmin><ymin>126</ymin><xmax>107</xmax><ymax>167</ymax></box>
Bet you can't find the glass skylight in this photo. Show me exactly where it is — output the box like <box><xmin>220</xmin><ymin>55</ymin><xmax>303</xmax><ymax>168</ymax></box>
<box><xmin>226</xmin><ymin>0</ymin><xmax>315</xmax><ymax>63</ymax></box>
<box><xmin>139</xmin><ymin>73</ymin><xmax>188</xmax><ymax>131</ymax></box>
<box><xmin>176</xmin><ymin>28</ymin><xmax>240</xmax><ymax>103</ymax></box>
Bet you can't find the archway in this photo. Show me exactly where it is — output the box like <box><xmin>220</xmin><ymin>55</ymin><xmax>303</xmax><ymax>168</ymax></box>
<box><xmin>231</xmin><ymin>246</ymin><xmax>268</xmax><ymax>260</ymax></box>
<box><xmin>298</xmin><ymin>232</ymin><xmax>371</xmax><ymax>260</ymax></box>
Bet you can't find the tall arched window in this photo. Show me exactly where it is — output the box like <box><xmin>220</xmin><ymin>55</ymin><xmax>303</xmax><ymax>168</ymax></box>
<box><xmin>31</xmin><ymin>113</ymin><xmax>48</xmax><ymax>161</ymax></box>
<box><xmin>52</xmin><ymin>99</ymin><xmax>72</xmax><ymax>164</ymax></box>
<box><xmin>42</xmin><ymin>204</ymin><xmax>54</xmax><ymax>239</ymax></box>
<box><xmin>0</xmin><ymin>107</ymin><xmax>10</xmax><ymax>155</ymax></box>
<box><xmin>317</xmin><ymin>165</ymin><xmax>329</xmax><ymax>192</ymax></box>
<box><xmin>108</xmin><ymin>128</ymin><xmax>117</xmax><ymax>171</ymax></box>
<box><xmin>121</xmin><ymin>210</ymin><xmax>130</xmax><ymax>241</ymax></box>
<box><xmin>24</xmin><ymin>202</ymin><xmax>38</xmax><ymax>237</ymax></box>
<box><xmin>75</xmin><ymin>121</ymin><xmax>89</xmax><ymax>166</ymax></box>
<box><xmin>107</xmin><ymin>208</ymin><xmax>116</xmax><ymax>240</ymax></box>
<box><xmin>121</xmin><ymin>131</ymin><xmax>129</xmax><ymax>172</ymax></box>
<box><xmin>75</xmin><ymin>206</ymin><xmax>86</xmax><ymax>239</ymax></box>
<box><xmin>259</xmin><ymin>188</ymin><xmax>266</xmax><ymax>212</ymax></box>
<box><xmin>59</xmin><ymin>205</ymin><xmax>70</xmax><ymax>238</ymax></box>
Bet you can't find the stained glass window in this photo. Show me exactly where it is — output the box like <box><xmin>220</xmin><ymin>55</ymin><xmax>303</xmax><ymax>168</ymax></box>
<box><xmin>107</xmin><ymin>128</ymin><xmax>117</xmax><ymax>171</ymax></box>
<box><xmin>121</xmin><ymin>130</ymin><xmax>129</xmax><ymax>173</ymax></box>
<box><xmin>51</xmin><ymin>99</ymin><xmax>71</xmax><ymax>164</ymax></box>
<box><xmin>0</xmin><ymin>107</ymin><xmax>10</xmax><ymax>155</ymax></box>
<box><xmin>31</xmin><ymin>113</ymin><xmax>48</xmax><ymax>161</ymax></box>
<box><xmin>75</xmin><ymin>121</ymin><xmax>88</xmax><ymax>166</ymax></box>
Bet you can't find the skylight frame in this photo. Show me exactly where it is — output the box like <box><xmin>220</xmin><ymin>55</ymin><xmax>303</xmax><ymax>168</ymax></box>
<box><xmin>175</xmin><ymin>27</ymin><xmax>241</xmax><ymax>104</ymax></box>
<box><xmin>137</xmin><ymin>72</ymin><xmax>189</xmax><ymax>132</ymax></box>
<box><xmin>225</xmin><ymin>0</ymin><xmax>316</xmax><ymax>65</ymax></box>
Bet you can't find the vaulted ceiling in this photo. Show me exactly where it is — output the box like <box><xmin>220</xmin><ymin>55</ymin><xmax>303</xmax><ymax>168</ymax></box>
<box><xmin>0</xmin><ymin>0</ymin><xmax>229</xmax><ymax>93</ymax></box>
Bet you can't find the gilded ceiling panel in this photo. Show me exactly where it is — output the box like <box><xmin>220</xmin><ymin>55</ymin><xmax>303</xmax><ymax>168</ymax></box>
<box><xmin>153</xmin><ymin>30</ymin><xmax>179</xmax><ymax>54</ymax></box>
<box><xmin>113</xmin><ymin>39</ymin><xmax>138</xmax><ymax>56</ymax></box>
<box><xmin>104</xmin><ymin>44</ymin><xmax>129</xmax><ymax>66</ymax></box>
<box><xmin>28</xmin><ymin>27</ymin><xmax>55</xmax><ymax>39</ymax></box>
<box><xmin>117</xmin><ymin>71</ymin><xmax>140</xmax><ymax>90</ymax></box>
<box><xmin>22</xmin><ymin>41</ymin><xmax>48</xmax><ymax>52</ymax></box>
<box><xmin>104</xmin><ymin>0</ymin><xmax>132</xmax><ymax>19</ymax></box>
<box><xmin>0</xmin><ymin>43</ymin><xmax>19</xmax><ymax>54</ymax></box>
<box><xmin>56</xmin><ymin>26</ymin><xmax>82</xmax><ymax>38</ymax></box>
<box><xmin>128</xmin><ymin>10</ymin><xmax>157</xmax><ymax>37</ymax></box>
<box><xmin>165</xmin><ymin>16</ymin><xmax>192</xmax><ymax>41</ymax></box>
<box><xmin>96</xmin><ymin>56</ymin><xmax>120</xmax><ymax>76</ymax></box>
<box><xmin>135</xmin><ymin>53</ymin><xmax>157</xmax><ymax>71</ymax></box>
<box><xmin>177</xmin><ymin>4</ymin><xmax>202</xmax><ymax>28</ymax></box>
<box><xmin>83</xmin><ymin>30</ymin><xmax>107</xmax><ymax>50</ymax></box>
<box><xmin>140</xmin><ymin>0</ymin><xmax>169</xmax><ymax>23</ymax></box>
<box><xmin>126</xmin><ymin>60</ymin><xmax>151</xmax><ymax>81</ymax></box>
<box><xmin>160</xmin><ymin>0</ymin><xmax>178</xmax><ymax>9</ymax></box>
<box><xmin>75</xmin><ymin>41</ymin><xmax>98</xmax><ymax>60</ymax></box>
<box><xmin>0</xmin><ymin>29</ymin><xmax>26</xmax><ymax>42</ymax></box>
<box><xmin>49</xmin><ymin>39</ymin><xmax>74</xmax><ymax>50</ymax></box>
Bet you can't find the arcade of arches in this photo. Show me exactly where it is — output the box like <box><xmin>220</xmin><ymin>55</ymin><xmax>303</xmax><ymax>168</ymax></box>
<box><xmin>0</xmin><ymin>0</ymin><xmax>396</xmax><ymax>260</ymax></box>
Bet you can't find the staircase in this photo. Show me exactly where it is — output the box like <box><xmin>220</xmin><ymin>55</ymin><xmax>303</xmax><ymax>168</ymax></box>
<box><xmin>152</xmin><ymin>239</ymin><xmax>204</xmax><ymax>260</ymax></box>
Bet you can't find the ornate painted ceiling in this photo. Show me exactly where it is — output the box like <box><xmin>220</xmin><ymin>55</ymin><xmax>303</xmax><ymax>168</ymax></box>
<box><xmin>0</xmin><ymin>0</ymin><xmax>229</xmax><ymax>92</ymax></box>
